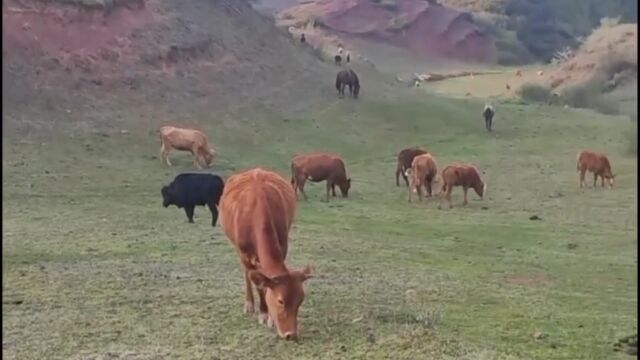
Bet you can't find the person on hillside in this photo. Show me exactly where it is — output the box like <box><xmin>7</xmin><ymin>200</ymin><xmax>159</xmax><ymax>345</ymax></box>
<box><xmin>300</xmin><ymin>33</ymin><xmax>306</xmax><ymax>43</ymax></box>
<box><xmin>346</xmin><ymin>52</ymin><xmax>350</xmax><ymax>63</ymax></box>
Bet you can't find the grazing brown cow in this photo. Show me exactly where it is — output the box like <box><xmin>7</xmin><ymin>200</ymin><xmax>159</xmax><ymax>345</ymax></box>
<box><xmin>291</xmin><ymin>153</ymin><xmax>351</xmax><ymax>201</ymax></box>
<box><xmin>405</xmin><ymin>153</ymin><xmax>438</xmax><ymax>202</ymax></box>
<box><xmin>577</xmin><ymin>150</ymin><xmax>616</xmax><ymax>188</ymax></box>
<box><xmin>438</xmin><ymin>164</ymin><xmax>486</xmax><ymax>209</ymax></box>
<box><xmin>219</xmin><ymin>168</ymin><xmax>312</xmax><ymax>341</ymax></box>
<box><xmin>159</xmin><ymin>126</ymin><xmax>216</xmax><ymax>169</ymax></box>
<box><xmin>395</xmin><ymin>147</ymin><xmax>428</xmax><ymax>187</ymax></box>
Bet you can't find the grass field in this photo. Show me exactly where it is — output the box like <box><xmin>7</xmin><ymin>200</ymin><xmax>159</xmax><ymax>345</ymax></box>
<box><xmin>2</xmin><ymin>89</ymin><xmax>637</xmax><ymax>359</ymax></box>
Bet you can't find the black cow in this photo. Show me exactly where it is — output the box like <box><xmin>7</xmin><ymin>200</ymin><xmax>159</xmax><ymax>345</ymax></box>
<box><xmin>161</xmin><ymin>173</ymin><xmax>224</xmax><ymax>226</ymax></box>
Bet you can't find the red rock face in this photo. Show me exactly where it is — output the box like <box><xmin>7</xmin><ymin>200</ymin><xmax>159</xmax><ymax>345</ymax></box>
<box><xmin>306</xmin><ymin>0</ymin><xmax>496</xmax><ymax>63</ymax></box>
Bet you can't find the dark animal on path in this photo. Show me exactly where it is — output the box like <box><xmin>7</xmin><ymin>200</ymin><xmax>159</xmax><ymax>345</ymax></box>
<box><xmin>576</xmin><ymin>150</ymin><xmax>615</xmax><ymax>188</ymax></box>
<box><xmin>291</xmin><ymin>152</ymin><xmax>351</xmax><ymax>202</ymax></box>
<box><xmin>482</xmin><ymin>104</ymin><xmax>494</xmax><ymax>132</ymax></box>
<box><xmin>161</xmin><ymin>173</ymin><xmax>224</xmax><ymax>226</ymax></box>
<box><xmin>159</xmin><ymin>126</ymin><xmax>216</xmax><ymax>169</ymax></box>
<box><xmin>219</xmin><ymin>168</ymin><xmax>312</xmax><ymax>341</ymax></box>
<box><xmin>346</xmin><ymin>53</ymin><xmax>350</xmax><ymax>63</ymax></box>
<box><xmin>405</xmin><ymin>153</ymin><xmax>438</xmax><ymax>202</ymax></box>
<box><xmin>334</xmin><ymin>54</ymin><xmax>342</xmax><ymax>65</ymax></box>
<box><xmin>438</xmin><ymin>164</ymin><xmax>486</xmax><ymax>209</ymax></box>
<box><xmin>395</xmin><ymin>147</ymin><xmax>428</xmax><ymax>187</ymax></box>
<box><xmin>300</xmin><ymin>33</ymin><xmax>306</xmax><ymax>43</ymax></box>
<box><xmin>505</xmin><ymin>84</ymin><xmax>511</xmax><ymax>90</ymax></box>
<box><xmin>335</xmin><ymin>69</ymin><xmax>360</xmax><ymax>98</ymax></box>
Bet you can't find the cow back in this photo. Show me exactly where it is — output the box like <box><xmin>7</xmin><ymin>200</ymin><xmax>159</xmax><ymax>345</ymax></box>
<box><xmin>161</xmin><ymin>126</ymin><xmax>209</xmax><ymax>151</ymax></box>
<box><xmin>398</xmin><ymin>147</ymin><xmax>428</xmax><ymax>170</ymax></box>
<box><xmin>169</xmin><ymin>173</ymin><xmax>224</xmax><ymax>206</ymax></box>
<box><xmin>292</xmin><ymin>153</ymin><xmax>347</xmax><ymax>182</ymax></box>
<box><xmin>219</xmin><ymin>168</ymin><xmax>296</xmax><ymax>259</ymax></box>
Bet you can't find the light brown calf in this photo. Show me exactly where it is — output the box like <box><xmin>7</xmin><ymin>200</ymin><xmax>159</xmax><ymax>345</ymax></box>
<box><xmin>577</xmin><ymin>150</ymin><xmax>615</xmax><ymax>188</ymax></box>
<box><xmin>219</xmin><ymin>168</ymin><xmax>312</xmax><ymax>341</ymax></box>
<box><xmin>159</xmin><ymin>126</ymin><xmax>216</xmax><ymax>169</ymax></box>
<box><xmin>405</xmin><ymin>153</ymin><xmax>438</xmax><ymax>202</ymax></box>
<box><xmin>438</xmin><ymin>164</ymin><xmax>486</xmax><ymax>209</ymax></box>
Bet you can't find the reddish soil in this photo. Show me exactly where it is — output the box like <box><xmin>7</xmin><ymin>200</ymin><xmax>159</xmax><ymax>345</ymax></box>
<box><xmin>280</xmin><ymin>0</ymin><xmax>496</xmax><ymax>63</ymax></box>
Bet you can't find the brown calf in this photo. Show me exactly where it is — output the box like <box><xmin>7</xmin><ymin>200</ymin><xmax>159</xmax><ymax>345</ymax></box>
<box><xmin>577</xmin><ymin>150</ymin><xmax>615</xmax><ymax>188</ymax></box>
<box><xmin>405</xmin><ymin>153</ymin><xmax>438</xmax><ymax>202</ymax></box>
<box><xmin>291</xmin><ymin>153</ymin><xmax>351</xmax><ymax>201</ymax></box>
<box><xmin>159</xmin><ymin>126</ymin><xmax>216</xmax><ymax>169</ymax></box>
<box><xmin>395</xmin><ymin>147</ymin><xmax>428</xmax><ymax>187</ymax></box>
<box><xmin>438</xmin><ymin>164</ymin><xmax>486</xmax><ymax>209</ymax></box>
<box><xmin>219</xmin><ymin>168</ymin><xmax>312</xmax><ymax>341</ymax></box>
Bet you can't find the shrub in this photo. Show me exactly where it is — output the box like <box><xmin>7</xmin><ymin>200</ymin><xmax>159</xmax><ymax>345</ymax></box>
<box><xmin>518</xmin><ymin>84</ymin><xmax>552</xmax><ymax>103</ymax></box>
<box><xmin>561</xmin><ymin>79</ymin><xmax>619</xmax><ymax>115</ymax></box>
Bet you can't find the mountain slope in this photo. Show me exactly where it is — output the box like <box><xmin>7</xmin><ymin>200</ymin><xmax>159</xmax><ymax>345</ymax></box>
<box><xmin>2</xmin><ymin>0</ymin><xmax>336</xmax><ymax>135</ymax></box>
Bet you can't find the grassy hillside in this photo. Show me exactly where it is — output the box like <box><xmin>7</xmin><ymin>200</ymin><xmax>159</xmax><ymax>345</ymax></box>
<box><xmin>3</xmin><ymin>86</ymin><xmax>637</xmax><ymax>358</ymax></box>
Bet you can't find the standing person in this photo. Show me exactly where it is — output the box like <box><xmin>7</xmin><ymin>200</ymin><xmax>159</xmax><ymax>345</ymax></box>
<box><xmin>300</xmin><ymin>33</ymin><xmax>306</xmax><ymax>43</ymax></box>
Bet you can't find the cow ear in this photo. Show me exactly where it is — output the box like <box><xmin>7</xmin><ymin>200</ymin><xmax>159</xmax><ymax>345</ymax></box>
<box><xmin>249</xmin><ymin>270</ymin><xmax>275</xmax><ymax>289</ymax></box>
<box><xmin>294</xmin><ymin>265</ymin><xmax>313</xmax><ymax>282</ymax></box>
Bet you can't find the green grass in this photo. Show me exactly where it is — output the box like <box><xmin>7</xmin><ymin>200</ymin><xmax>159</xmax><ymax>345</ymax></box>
<box><xmin>2</xmin><ymin>93</ymin><xmax>637</xmax><ymax>359</ymax></box>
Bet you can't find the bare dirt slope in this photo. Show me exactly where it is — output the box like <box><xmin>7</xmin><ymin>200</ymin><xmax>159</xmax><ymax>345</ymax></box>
<box><xmin>277</xmin><ymin>0</ymin><xmax>496</xmax><ymax>64</ymax></box>
<box><xmin>2</xmin><ymin>0</ymin><xmax>336</xmax><ymax>135</ymax></box>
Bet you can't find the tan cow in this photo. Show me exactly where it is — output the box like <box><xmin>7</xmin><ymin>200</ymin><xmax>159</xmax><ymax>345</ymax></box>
<box><xmin>577</xmin><ymin>150</ymin><xmax>615</xmax><ymax>188</ymax></box>
<box><xmin>438</xmin><ymin>164</ymin><xmax>486</xmax><ymax>209</ymax></box>
<box><xmin>291</xmin><ymin>153</ymin><xmax>351</xmax><ymax>201</ymax></box>
<box><xmin>405</xmin><ymin>153</ymin><xmax>438</xmax><ymax>202</ymax></box>
<box><xmin>159</xmin><ymin>126</ymin><xmax>216</xmax><ymax>169</ymax></box>
<box><xmin>395</xmin><ymin>147</ymin><xmax>428</xmax><ymax>187</ymax></box>
<box><xmin>219</xmin><ymin>168</ymin><xmax>312</xmax><ymax>341</ymax></box>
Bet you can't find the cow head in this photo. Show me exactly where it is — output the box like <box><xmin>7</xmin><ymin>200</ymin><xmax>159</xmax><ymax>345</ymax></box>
<box><xmin>249</xmin><ymin>265</ymin><xmax>313</xmax><ymax>341</ymax></box>
<box><xmin>474</xmin><ymin>180</ymin><xmax>486</xmax><ymax>199</ymax></box>
<box><xmin>607</xmin><ymin>173</ymin><xmax>616</xmax><ymax>188</ymax></box>
<box><xmin>202</xmin><ymin>148</ymin><xmax>217</xmax><ymax>167</ymax></box>
<box><xmin>339</xmin><ymin>178</ymin><xmax>351</xmax><ymax>197</ymax></box>
<box><xmin>161</xmin><ymin>186</ymin><xmax>175</xmax><ymax>208</ymax></box>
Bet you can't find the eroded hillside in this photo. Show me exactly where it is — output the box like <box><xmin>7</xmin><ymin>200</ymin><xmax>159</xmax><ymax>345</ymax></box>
<box><xmin>2</xmin><ymin>0</ymin><xmax>334</xmax><ymax>135</ymax></box>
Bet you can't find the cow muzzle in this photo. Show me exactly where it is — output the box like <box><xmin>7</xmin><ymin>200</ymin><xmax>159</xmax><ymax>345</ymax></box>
<box><xmin>282</xmin><ymin>332</ymin><xmax>298</xmax><ymax>341</ymax></box>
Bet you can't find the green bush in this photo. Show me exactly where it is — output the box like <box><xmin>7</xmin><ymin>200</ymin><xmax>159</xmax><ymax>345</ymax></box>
<box><xmin>518</xmin><ymin>84</ymin><xmax>552</xmax><ymax>103</ymax></box>
<box><xmin>562</xmin><ymin>79</ymin><xmax>619</xmax><ymax>115</ymax></box>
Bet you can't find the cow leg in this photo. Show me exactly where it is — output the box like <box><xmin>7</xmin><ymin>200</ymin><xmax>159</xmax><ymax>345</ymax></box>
<box><xmin>600</xmin><ymin>174</ymin><xmax>605</xmax><ymax>188</ymax></box>
<box><xmin>296</xmin><ymin>176</ymin><xmax>308</xmax><ymax>200</ymax></box>
<box><xmin>462</xmin><ymin>187</ymin><xmax>469</xmax><ymax>206</ymax></box>
<box><xmin>184</xmin><ymin>205</ymin><xmax>195</xmax><ymax>223</ymax></box>
<box><xmin>579</xmin><ymin>169</ymin><xmax>586</xmax><ymax>188</ymax></box>
<box><xmin>416</xmin><ymin>183</ymin><xmax>423</xmax><ymax>202</ymax></box>
<box><xmin>593</xmin><ymin>173</ymin><xmax>598</xmax><ymax>188</ymax></box>
<box><xmin>243</xmin><ymin>269</ymin><xmax>255</xmax><ymax>314</ymax></box>
<box><xmin>207</xmin><ymin>201</ymin><xmax>218</xmax><ymax>227</ymax></box>
<box><xmin>446</xmin><ymin>186</ymin><xmax>453</xmax><ymax>209</ymax></box>
<box><xmin>426</xmin><ymin>180</ymin><xmax>433</xmax><ymax>198</ymax></box>
<box><xmin>161</xmin><ymin>144</ymin><xmax>172</xmax><ymax>166</ymax></box>
<box><xmin>325</xmin><ymin>181</ymin><xmax>331</xmax><ymax>202</ymax></box>
<box><xmin>331</xmin><ymin>183</ymin><xmax>337</xmax><ymax>197</ymax></box>
<box><xmin>257</xmin><ymin>288</ymin><xmax>271</xmax><ymax>327</ymax></box>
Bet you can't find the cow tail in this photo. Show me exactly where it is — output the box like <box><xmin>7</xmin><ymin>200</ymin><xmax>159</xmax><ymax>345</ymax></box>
<box><xmin>290</xmin><ymin>162</ymin><xmax>296</xmax><ymax>188</ymax></box>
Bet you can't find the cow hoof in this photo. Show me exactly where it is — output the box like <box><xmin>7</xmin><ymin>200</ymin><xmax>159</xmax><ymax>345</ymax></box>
<box><xmin>244</xmin><ymin>301</ymin><xmax>254</xmax><ymax>314</ymax></box>
<box><xmin>259</xmin><ymin>312</ymin><xmax>269</xmax><ymax>325</ymax></box>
